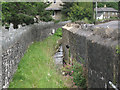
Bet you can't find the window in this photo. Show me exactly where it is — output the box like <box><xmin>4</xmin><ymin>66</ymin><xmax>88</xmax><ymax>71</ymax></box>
<box><xmin>112</xmin><ymin>12</ymin><xmax>114</xmax><ymax>15</ymax></box>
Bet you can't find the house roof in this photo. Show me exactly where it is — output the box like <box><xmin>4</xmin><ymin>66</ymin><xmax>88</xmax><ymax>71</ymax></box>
<box><xmin>94</xmin><ymin>7</ymin><xmax>118</xmax><ymax>12</ymax></box>
<box><xmin>97</xmin><ymin>13</ymin><xmax>102</xmax><ymax>17</ymax></box>
<box><xmin>45</xmin><ymin>2</ymin><xmax>63</xmax><ymax>10</ymax></box>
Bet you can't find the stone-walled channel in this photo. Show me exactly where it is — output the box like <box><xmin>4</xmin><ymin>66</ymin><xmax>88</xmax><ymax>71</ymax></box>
<box><xmin>0</xmin><ymin>20</ymin><xmax>120</xmax><ymax>89</ymax></box>
<box><xmin>54</xmin><ymin>45</ymin><xmax>63</xmax><ymax>70</ymax></box>
<box><xmin>0</xmin><ymin>21</ymin><xmax>70</xmax><ymax>89</ymax></box>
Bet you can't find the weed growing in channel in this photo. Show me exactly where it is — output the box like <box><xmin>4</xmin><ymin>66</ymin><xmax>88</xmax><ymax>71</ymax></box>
<box><xmin>62</xmin><ymin>61</ymin><xmax>87</xmax><ymax>88</ymax></box>
<box><xmin>71</xmin><ymin>62</ymin><xmax>86</xmax><ymax>88</ymax></box>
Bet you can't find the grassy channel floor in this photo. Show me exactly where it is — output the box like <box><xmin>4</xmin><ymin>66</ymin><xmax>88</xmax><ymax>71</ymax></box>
<box><xmin>9</xmin><ymin>31</ymin><xmax>68</xmax><ymax>88</ymax></box>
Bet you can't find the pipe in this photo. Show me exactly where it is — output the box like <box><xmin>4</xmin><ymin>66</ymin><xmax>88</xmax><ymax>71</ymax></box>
<box><xmin>109</xmin><ymin>81</ymin><xmax>119</xmax><ymax>90</ymax></box>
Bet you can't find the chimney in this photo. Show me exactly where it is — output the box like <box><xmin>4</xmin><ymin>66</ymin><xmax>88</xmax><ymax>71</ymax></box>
<box><xmin>104</xmin><ymin>4</ymin><xmax>106</xmax><ymax>8</ymax></box>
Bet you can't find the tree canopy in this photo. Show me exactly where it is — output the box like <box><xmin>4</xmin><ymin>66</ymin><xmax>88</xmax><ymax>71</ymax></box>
<box><xmin>61</xmin><ymin>2</ymin><xmax>118</xmax><ymax>22</ymax></box>
<box><xmin>2</xmin><ymin>2</ymin><xmax>52</xmax><ymax>29</ymax></box>
<box><xmin>96</xmin><ymin>2</ymin><xmax>118</xmax><ymax>10</ymax></box>
<box><xmin>61</xmin><ymin>2</ymin><xmax>93</xmax><ymax>22</ymax></box>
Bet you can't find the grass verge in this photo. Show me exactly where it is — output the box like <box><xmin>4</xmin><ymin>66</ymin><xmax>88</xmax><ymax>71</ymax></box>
<box><xmin>9</xmin><ymin>28</ymin><xmax>67</xmax><ymax>88</ymax></box>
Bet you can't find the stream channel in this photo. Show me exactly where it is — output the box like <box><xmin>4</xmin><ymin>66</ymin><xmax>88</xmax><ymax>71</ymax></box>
<box><xmin>54</xmin><ymin>45</ymin><xmax>63</xmax><ymax>71</ymax></box>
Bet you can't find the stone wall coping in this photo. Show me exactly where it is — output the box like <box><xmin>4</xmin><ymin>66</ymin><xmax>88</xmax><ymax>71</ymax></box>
<box><xmin>62</xmin><ymin>21</ymin><xmax>119</xmax><ymax>49</ymax></box>
<box><xmin>1</xmin><ymin>21</ymin><xmax>71</xmax><ymax>52</ymax></box>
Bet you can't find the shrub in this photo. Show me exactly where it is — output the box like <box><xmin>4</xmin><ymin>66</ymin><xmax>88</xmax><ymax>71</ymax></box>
<box><xmin>54</xmin><ymin>28</ymin><xmax>62</xmax><ymax>37</ymax></box>
<box><xmin>110</xmin><ymin>16</ymin><xmax>118</xmax><ymax>20</ymax></box>
<box><xmin>54</xmin><ymin>20</ymin><xmax>60</xmax><ymax>24</ymax></box>
<box><xmin>82</xmin><ymin>18</ymin><xmax>89</xmax><ymax>24</ymax></box>
<box><xmin>71</xmin><ymin>62</ymin><xmax>86</xmax><ymax>88</ymax></box>
<box><xmin>62</xmin><ymin>63</ymin><xmax>73</xmax><ymax>75</ymax></box>
<box><xmin>116</xmin><ymin>45</ymin><xmax>120</xmax><ymax>54</ymax></box>
<box><xmin>62</xmin><ymin>61</ymin><xmax>87</xmax><ymax>88</ymax></box>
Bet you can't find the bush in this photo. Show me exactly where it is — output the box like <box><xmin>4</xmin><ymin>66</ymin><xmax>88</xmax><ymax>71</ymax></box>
<box><xmin>82</xmin><ymin>18</ymin><xmax>89</xmax><ymax>24</ymax></box>
<box><xmin>54</xmin><ymin>20</ymin><xmax>60</xmax><ymax>24</ymax></box>
<box><xmin>62</xmin><ymin>63</ymin><xmax>73</xmax><ymax>75</ymax></box>
<box><xmin>62</xmin><ymin>61</ymin><xmax>87</xmax><ymax>88</ymax></box>
<box><xmin>54</xmin><ymin>28</ymin><xmax>62</xmax><ymax>37</ymax></box>
<box><xmin>71</xmin><ymin>62</ymin><xmax>86</xmax><ymax>88</ymax></box>
<box><xmin>110</xmin><ymin>16</ymin><xmax>119</xmax><ymax>20</ymax></box>
<box><xmin>116</xmin><ymin>45</ymin><xmax>120</xmax><ymax>54</ymax></box>
<box><xmin>89</xmin><ymin>19</ymin><xmax>96</xmax><ymax>24</ymax></box>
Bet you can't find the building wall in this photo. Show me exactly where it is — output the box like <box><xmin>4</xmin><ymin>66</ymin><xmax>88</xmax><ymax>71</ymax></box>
<box><xmin>97</xmin><ymin>11</ymin><xmax>118</xmax><ymax>20</ymax></box>
<box><xmin>52</xmin><ymin>10</ymin><xmax>62</xmax><ymax>20</ymax></box>
<box><xmin>97</xmin><ymin>13</ymin><xmax>104</xmax><ymax>20</ymax></box>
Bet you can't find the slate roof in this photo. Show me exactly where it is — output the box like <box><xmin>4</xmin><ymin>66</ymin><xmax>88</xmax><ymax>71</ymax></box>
<box><xmin>94</xmin><ymin>7</ymin><xmax>118</xmax><ymax>12</ymax></box>
<box><xmin>45</xmin><ymin>2</ymin><xmax>63</xmax><ymax>10</ymax></box>
<box><xmin>97</xmin><ymin>13</ymin><xmax>102</xmax><ymax>17</ymax></box>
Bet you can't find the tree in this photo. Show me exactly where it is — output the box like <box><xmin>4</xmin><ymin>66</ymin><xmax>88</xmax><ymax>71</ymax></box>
<box><xmin>61</xmin><ymin>2</ymin><xmax>74</xmax><ymax>19</ymax></box>
<box><xmin>33</xmin><ymin>2</ymin><xmax>52</xmax><ymax>22</ymax></box>
<box><xmin>61</xmin><ymin>2</ymin><xmax>93</xmax><ymax>21</ymax></box>
<box><xmin>2</xmin><ymin>2</ymin><xmax>52</xmax><ymax>29</ymax></box>
<box><xmin>93</xmin><ymin>2</ymin><xmax>118</xmax><ymax>10</ymax></box>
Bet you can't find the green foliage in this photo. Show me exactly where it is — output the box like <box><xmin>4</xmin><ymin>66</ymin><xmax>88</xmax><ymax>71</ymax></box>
<box><xmin>5</xmin><ymin>23</ymin><xmax>10</xmax><ymax>27</ymax></box>
<box><xmin>2</xmin><ymin>2</ymin><xmax>52</xmax><ymax>29</ymax></box>
<box><xmin>62</xmin><ymin>61</ymin><xmax>86</xmax><ymax>88</ymax></box>
<box><xmin>61</xmin><ymin>2</ymin><xmax>93</xmax><ymax>22</ymax></box>
<box><xmin>4</xmin><ymin>23</ymin><xmax>10</xmax><ymax>29</ymax></box>
<box><xmin>54</xmin><ymin>20</ymin><xmax>60</xmax><ymax>23</ymax></box>
<box><xmin>61</xmin><ymin>2</ymin><xmax>74</xmax><ymax>19</ymax></box>
<box><xmin>54</xmin><ymin>28</ymin><xmax>62</xmax><ymax>37</ymax></box>
<box><xmin>88</xmin><ymin>19</ymin><xmax>96</xmax><ymax>24</ymax></box>
<box><xmin>62</xmin><ymin>63</ymin><xmax>73</xmax><ymax>75</ymax></box>
<box><xmin>116</xmin><ymin>45</ymin><xmax>120</xmax><ymax>54</ymax></box>
<box><xmin>110</xmin><ymin>16</ymin><xmax>119</xmax><ymax>20</ymax></box>
<box><xmin>94</xmin><ymin>2</ymin><xmax>119</xmax><ymax>10</ymax></box>
<box><xmin>82</xmin><ymin>18</ymin><xmax>90</xmax><ymax>24</ymax></box>
<box><xmin>62</xmin><ymin>2</ymin><xmax>118</xmax><ymax>22</ymax></box>
<box><xmin>9</xmin><ymin>29</ymin><xmax>67</xmax><ymax>88</ymax></box>
<box><xmin>71</xmin><ymin>62</ymin><xmax>86</xmax><ymax>88</ymax></box>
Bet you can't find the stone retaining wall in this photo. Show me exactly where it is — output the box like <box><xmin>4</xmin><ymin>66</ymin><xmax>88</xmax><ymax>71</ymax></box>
<box><xmin>0</xmin><ymin>21</ymin><xmax>69</xmax><ymax>89</ymax></box>
<box><xmin>62</xmin><ymin>21</ymin><xmax>120</xmax><ymax>88</ymax></box>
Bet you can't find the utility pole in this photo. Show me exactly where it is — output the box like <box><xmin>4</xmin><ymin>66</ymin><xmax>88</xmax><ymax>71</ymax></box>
<box><xmin>118</xmin><ymin>2</ymin><xmax>120</xmax><ymax>88</ymax></box>
<box><xmin>93</xmin><ymin>2</ymin><xmax>95</xmax><ymax>24</ymax></box>
<box><xmin>96</xmin><ymin>1</ymin><xmax>97</xmax><ymax>21</ymax></box>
